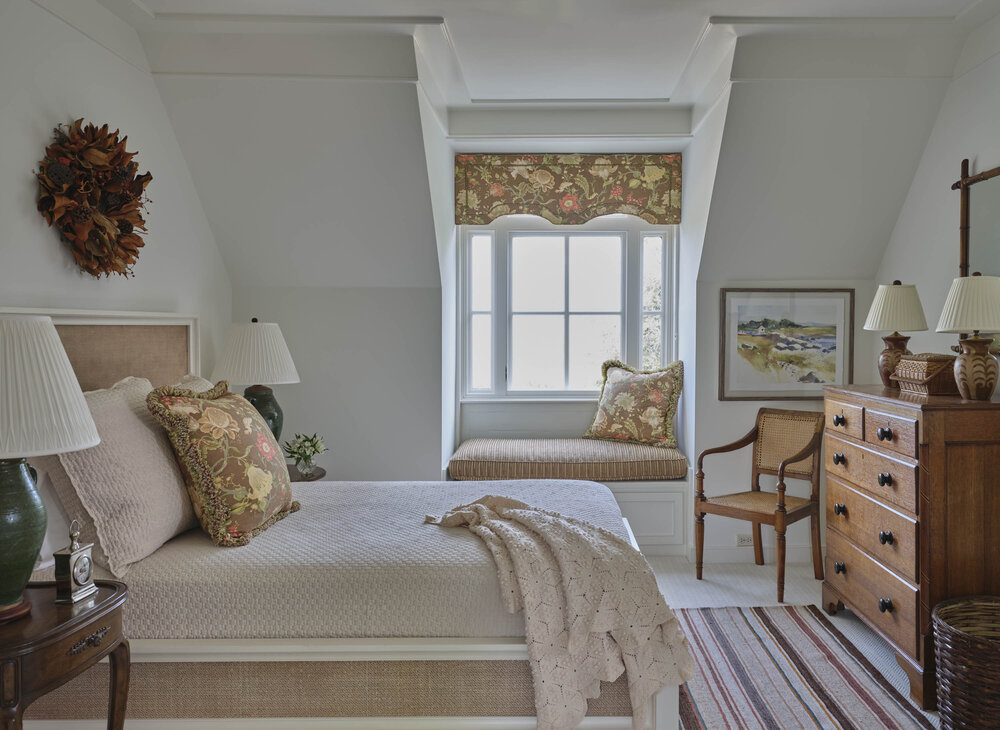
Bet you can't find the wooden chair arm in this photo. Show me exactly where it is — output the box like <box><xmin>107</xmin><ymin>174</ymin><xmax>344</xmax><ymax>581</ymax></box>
<box><xmin>697</xmin><ymin>427</ymin><xmax>758</xmax><ymax>472</ymax></box>
<box><xmin>777</xmin><ymin>429</ymin><xmax>824</xmax><ymax>484</ymax></box>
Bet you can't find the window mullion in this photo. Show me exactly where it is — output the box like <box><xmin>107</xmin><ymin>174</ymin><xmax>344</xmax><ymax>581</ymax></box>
<box><xmin>563</xmin><ymin>236</ymin><xmax>570</xmax><ymax>390</ymax></box>
<box><xmin>624</xmin><ymin>230</ymin><xmax>641</xmax><ymax>367</ymax></box>
<box><xmin>498</xmin><ymin>227</ymin><xmax>510</xmax><ymax>397</ymax></box>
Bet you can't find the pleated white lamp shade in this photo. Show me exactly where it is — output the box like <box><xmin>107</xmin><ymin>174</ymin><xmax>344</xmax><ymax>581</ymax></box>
<box><xmin>936</xmin><ymin>275</ymin><xmax>1000</xmax><ymax>334</ymax></box>
<box><xmin>0</xmin><ymin>316</ymin><xmax>99</xmax><ymax>458</ymax></box>
<box><xmin>863</xmin><ymin>283</ymin><xmax>928</xmax><ymax>332</ymax></box>
<box><xmin>211</xmin><ymin>321</ymin><xmax>300</xmax><ymax>386</ymax></box>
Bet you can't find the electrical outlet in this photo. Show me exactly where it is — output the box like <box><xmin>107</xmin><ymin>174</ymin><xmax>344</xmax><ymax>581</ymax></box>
<box><xmin>736</xmin><ymin>534</ymin><xmax>754</xmax><ymax>547</ymax></box>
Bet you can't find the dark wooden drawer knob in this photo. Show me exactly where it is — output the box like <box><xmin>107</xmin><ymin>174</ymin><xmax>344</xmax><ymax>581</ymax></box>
<box><xmin>878</xmin><ymin>598</ymin><xmax>894</xmax><ymax>613</ymax></box>
<box><xmin>877</xmin><ymin>472</ymin><xmax>893</xmax><ymax>487</ymax></box>
<box><xmin>877</xmin><ymin>426</ymin><xmax>893</xmax><ymax>442</ymax></box>
<box><xmin>832</xmin><ymin>414</ymin><xmax>846</xmax><ymax>427</ymax></box>
<box><xmin>832</xmin><ymin>453</ymin><xmax>846</xmax><ymax>466</ymax></box>
<box><xmin>833</xmin><ymin>503</ymin><xmax>847</xmax><ymax>516</ymax></box>
<box><xmin>834</xmin><ymin>561</ymin><xmax>846</xmax><ymax>574</ymax></box>
<box><xmin>878</xmin><ymin>530</ymin><xmax>894</xmax><ymax>545</ymax></box>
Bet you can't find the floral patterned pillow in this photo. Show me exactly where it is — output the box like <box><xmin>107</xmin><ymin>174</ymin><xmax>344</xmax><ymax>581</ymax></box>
<box><xmin>583</xmin><ymin>360</ymin><xmax>683</xmax><ymax>448</ymax></box>
<box><xmin>147</xmin><ymin>381</ymin><xmax>299</xmax><ymax>547</ymax></box>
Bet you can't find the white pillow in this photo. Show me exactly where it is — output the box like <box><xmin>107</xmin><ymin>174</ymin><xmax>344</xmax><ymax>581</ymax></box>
<box><xmin>38</xmin><ymin>376</ymin><xmax>197</xmax><ymax>577</ymax></box>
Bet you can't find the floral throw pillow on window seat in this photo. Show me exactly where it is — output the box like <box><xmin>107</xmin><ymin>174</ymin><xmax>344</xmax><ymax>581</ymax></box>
<box><xmin>584</xmin><ymin>359</ymin><xmax>683</xmax><ymax>449</ymax></box>
<box><xmin>147</xmin><ymin>381</ymin><xmax>299</xmax><ymax>547</ymax></box>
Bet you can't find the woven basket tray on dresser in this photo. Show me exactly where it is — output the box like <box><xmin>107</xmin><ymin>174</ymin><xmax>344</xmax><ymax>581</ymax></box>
<box><xmin>890</xmin><ymin>353</ymin><xmax>959</xmax><ymax>395</ymax></box>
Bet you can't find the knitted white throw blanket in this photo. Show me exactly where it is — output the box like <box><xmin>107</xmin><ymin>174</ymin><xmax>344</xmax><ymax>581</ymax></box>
<box><xmin>426</xmin><ymin>495</ymin><xmax>695</xmax><ymax>730</ymax></box>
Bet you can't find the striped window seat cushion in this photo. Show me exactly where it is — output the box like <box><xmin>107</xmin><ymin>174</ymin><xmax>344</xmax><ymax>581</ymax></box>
<box><xmin>448</xmin><ymin>438</ymin><xmax>688</xmax><ymax>482</ymax></box>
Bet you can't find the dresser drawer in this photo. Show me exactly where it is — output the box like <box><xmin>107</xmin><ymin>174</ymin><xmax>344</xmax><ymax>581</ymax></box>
<box><xmin>19</xmin><ymin>611</ymin><xmax>123</xmax><ymax>693</ymax></box>
<box><xmin>825</xmin><ymin>434</ymin><xmax>917</xmax><ymax>514</ymax></box>
<box><xmin>825</xmin><ymin>531</ymin><xmax>919</xmax><ymax>660</ymax></box>
<box><xmin>863</xmin><ymin>409</ymin><xmax>918</xmax><ymax>459</ymax></box>
<box><xmin>826</xmin><ymin>476</ymin><xmax>918</xmax><ymax>582</ymax></box>
<box><xmin>825</xmin><ymin>399</ymin><xmax>864</xmax><ymax>441</ymax></box>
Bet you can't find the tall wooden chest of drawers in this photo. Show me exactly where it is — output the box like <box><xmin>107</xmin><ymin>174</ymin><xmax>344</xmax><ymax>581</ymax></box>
<box><xmin>822</xmin><ymin>385</ymin><xmax>1000</xmax><ymax>710</ymax></box>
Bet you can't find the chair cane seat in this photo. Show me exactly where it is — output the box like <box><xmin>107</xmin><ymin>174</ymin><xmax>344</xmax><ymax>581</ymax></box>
<box><xmin>704</xmin><ymin>490</ymin><xmax>811</xmax><ymax>516</ymax></box>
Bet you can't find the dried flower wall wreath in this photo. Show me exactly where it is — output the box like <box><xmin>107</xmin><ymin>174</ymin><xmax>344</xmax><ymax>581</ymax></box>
<box><xmin>36</xmin><ymin>119</ymin><xmax>152</xmax><ymax>278</ymax></box>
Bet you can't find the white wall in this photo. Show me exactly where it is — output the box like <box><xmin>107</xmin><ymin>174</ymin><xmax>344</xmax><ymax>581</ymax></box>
<box><xmin>678</xmin><ymin>79</ymin><xmax>733</xmax><ymax>461</ymax></box>
<box><xmin>415</xmin><ymin>33</ymin><xmax>459</xmax><ymax>474</ymax></box>
<box><xmin>692</xmin><ymin>36</ymin><xmax>952</xmax><ymax>561</ymax></box>
<box><xmin>0</xmin><ymin>0</ymin><xmax>231</xmax><ymax>366</ymax></box>
<box><xmin>876</xmin><ymin>13</ymin><xmax>1000</xmax><ymax>357</ymax></box>
<box><xmin>232</xmin><ymin>286</ymin><xmax>442</xmax><ymax>480</ymax></box>
<box><xmin>150</xmin><ymin>36</ymin><xmax>443</xmax><ymax>479</ymax></box>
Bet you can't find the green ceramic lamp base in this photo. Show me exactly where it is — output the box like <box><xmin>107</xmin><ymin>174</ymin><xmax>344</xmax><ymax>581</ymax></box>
<box><xmin>0</xmin><ymin>599</ymin><xmax>32</xmax><ymax>624</ymax></box>
<box><xmin>243</xmin><ymin>385</ymin><xmax>284</xmax><ymax>441</ymax></box>
<box><xmin>0</xmin><ymin>458</ymin><xmax>47</xmax><ymax>625</ymax></box>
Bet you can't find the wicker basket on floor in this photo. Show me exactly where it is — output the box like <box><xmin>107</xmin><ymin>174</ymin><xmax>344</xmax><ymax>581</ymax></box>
<box><xmin>932</xmin><ymin>596</ymin><xmax>1000</xmax><ymax>729</ymax></box>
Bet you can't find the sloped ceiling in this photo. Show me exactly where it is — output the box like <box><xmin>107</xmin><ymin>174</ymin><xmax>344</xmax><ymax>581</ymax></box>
<box><xmin>154</xmin><ymin>69</ymin><xmax>440</xmax><ymax>288</ymax></box>
<box><xmin>99</xmin><ymin>0</ymin><xmax>996</xmax><ymax>106</ymax></box>
<box><xmin>699</xmin><ymin>35</ymin><xmax>957</xmax><ymax>282</ymax></box>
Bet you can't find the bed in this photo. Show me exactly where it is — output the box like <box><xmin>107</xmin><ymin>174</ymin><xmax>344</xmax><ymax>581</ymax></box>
<box><xmin>13</xmin><ymin>307</ymin><xmax>682</xmax><ymax>729</ymax></box>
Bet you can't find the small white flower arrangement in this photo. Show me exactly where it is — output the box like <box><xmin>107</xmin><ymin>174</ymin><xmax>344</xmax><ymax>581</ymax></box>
<box><xmin>283</xmin><ymin>433</ymin><xmax>328</xmax><ymax>475</ymax></box>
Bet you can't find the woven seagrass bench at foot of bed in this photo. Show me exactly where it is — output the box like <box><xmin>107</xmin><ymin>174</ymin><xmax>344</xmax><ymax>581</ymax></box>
<box><xmin>448</xmin><ymin>438</ymin><xmax>688</xmax><ymax>482</ymax></box>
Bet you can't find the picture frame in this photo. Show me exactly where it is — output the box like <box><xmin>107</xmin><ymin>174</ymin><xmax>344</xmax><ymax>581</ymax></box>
<box><xmin>719</xmin><ymin>288</ymin><xmax>855</xmax><ymax>401</ymax></box>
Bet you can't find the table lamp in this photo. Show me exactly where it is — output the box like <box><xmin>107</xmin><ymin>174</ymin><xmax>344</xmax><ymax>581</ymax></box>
<box><xmin>863</xmin><ymin>280</ymin><xmax>928</xmax><ymax>388</ymax></box>
<box><xmin>0</xmin><ymin>316</ymin><xmax>99</xmax><ymax>624</ymax></box>
<box><xmin>936</xmin><ymin>273</ymin><xmax>1000</xmax><ymax>400</ymax></box>
<box><xmin>211</xmin><ymin>318</ymin><xmax>299</xmax><ymax>439</ymax></box>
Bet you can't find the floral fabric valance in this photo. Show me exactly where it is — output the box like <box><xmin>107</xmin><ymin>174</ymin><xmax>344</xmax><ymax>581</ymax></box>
<box><xmin>455</xmin><ymin>153</ymin><xmax>681</xmax><ymax>225</ymax></box>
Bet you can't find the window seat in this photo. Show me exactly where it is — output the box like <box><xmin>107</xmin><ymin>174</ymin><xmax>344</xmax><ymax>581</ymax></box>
<box><xmin>448</xmin><ymin>438</ymin><xmax>689</xmax><ymax>555</ymax></box>
<box><xmin>448</xmin><ymin>437</ymin><xmax>688</xmax><ymax>482</ymax></box>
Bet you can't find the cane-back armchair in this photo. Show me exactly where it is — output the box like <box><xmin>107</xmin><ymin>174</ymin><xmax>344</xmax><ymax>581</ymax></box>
<box><xmin>694</xmin><ymin>408</ymin><xmax>825</xmax><ymax>602</ymax></box>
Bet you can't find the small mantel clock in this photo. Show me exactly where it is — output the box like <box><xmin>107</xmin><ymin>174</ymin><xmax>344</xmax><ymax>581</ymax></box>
<box><xmin>53</xmin><ymin>519</ymin><xmax>98</xmax><ymax>604</ymax></box>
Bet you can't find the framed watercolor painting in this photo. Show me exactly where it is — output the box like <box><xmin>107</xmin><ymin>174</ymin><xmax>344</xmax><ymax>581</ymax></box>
<box><xmin>719</xmin><ymin>288</ymin><xmax>855</xmax><ymax>400</ymax></box>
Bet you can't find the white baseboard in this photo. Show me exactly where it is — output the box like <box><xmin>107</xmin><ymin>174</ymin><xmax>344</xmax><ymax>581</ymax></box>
<box><xmin>687</xmin><ymin>544</ymin><xmax>821</xmax><ymax>564</ymax></box>
<box><xmin>638</xmin><ymin>544</ymin><xmax>687</xmax><ymax>557</ymax></box>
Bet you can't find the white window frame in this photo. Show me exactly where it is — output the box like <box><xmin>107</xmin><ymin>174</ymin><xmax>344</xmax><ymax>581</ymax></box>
<box><xmin>460</xmin><ymin>216</ymin><xmax>678</xmax><ymax>401</ymax></box>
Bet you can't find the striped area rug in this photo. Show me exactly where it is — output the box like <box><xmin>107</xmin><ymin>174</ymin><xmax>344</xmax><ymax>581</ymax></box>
<box><xmin>675</xmin><ymin>605</ymin><xmax>934</xmax><ymax>729</ymax></box>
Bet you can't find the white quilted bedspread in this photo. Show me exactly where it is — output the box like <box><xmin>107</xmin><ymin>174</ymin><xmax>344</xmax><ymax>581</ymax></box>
<box><xmin>110</xmin><ymin>480</ymin><xmax>630</xmax><ymax>639</ymax></box>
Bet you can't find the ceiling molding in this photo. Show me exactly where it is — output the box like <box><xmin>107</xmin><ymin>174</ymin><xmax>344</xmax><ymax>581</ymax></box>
<box><xmin>152</xmin><ymin>12</ymin><xmax>443</xmax><ymax>25</ymax></box>
<box><xmin>152</xmin><ymin>72</ymin><xmax>418</xmax><ymax>83</ymax></box>
<box><xmin>447</xmin><ymin>106</ymin><xmax>691</xmax><ymax>141</ymax></box>
<box><xmin>141</xmin><ymin>32</ymin><xmax>417</xmax><ymax>80</ymax></box>
<box><xmin>729</xmin><ymin>33</ymin><xmax>963</xmax><ymax>81</ymax></box>
<box><xmin>438</xmin><ymin>20</ymin><xmax>472</xmax><ymax>103</ymax></box>
<box><xmin>469</xmin><ymin>98</ymin><xmax>671</xmax><ymax>105</ymax></box>
<box><xmin>710</xmin><ymin>15</ymin><xmax>958</xmax><ymax>26</ymax></box>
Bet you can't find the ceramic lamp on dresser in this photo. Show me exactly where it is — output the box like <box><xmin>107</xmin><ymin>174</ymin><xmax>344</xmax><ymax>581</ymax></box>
<box><xmin>0</xmin><ymin>316</ymin><xmax>99</xmax><ymax>624</ymax></box>
<box><xmin>212</xmin><ymin>318</ymin><xmax>300</xmax><ymax>440</ymax></box>
<box><xmin>863</xmin><ymin>281</ymin><xmax>927</xmax><ymax>388</ymax></box>
<box><xmin>936</xmin><ymin>273</ymin><xmax>1000</xmax><ymax>400</ymax></box>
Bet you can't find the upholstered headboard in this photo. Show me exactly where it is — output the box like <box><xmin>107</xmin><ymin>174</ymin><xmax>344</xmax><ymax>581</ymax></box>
<box><xmin>5</xmin><ymin>308</ymin><xmax>200</xmax><ymax>572</ymax></box>
<box><xmin>0</xmin><ymin>308</ymin><xmax>200</xmax><ymax>389</ymax></box>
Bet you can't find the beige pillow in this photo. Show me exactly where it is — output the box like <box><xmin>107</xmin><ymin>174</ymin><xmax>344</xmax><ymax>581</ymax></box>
<box><xmin>174</xmin><ymin>374</ymin><xmax>215</xmax><ymax>393</ymax></box>
<box><xmin>46</xmin><ymin>377</ymin><xmax>197</xmax><ymax>577</ymax></box>
<box><xmin>583</xmin><ymin>359</ymin><xmax>683</xmax><ymax>448</ymax></box>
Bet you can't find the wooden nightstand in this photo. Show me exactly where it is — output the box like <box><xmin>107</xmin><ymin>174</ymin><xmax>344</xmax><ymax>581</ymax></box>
<box><xmin>0</xmin><ymin>581</ymin><xmax>129</xmax><ymax>729</ymax></box>
<box><xmin>287</xmin><ymin>463</ymin><xmax>327</xmax><ymax>482</ymax></box>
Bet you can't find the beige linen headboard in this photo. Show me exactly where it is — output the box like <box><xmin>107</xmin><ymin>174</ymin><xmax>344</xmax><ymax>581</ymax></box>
<box><xmin>0</xmin><ymin>308</ymin><xmax>200</xmax><ymax>390</ymax></box>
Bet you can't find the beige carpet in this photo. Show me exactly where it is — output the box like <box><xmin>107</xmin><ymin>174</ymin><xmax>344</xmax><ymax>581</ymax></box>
<box><xmin>649</xmin><ymin>556</ymin><xmax>939</xmax><ymax>728</ymax></box>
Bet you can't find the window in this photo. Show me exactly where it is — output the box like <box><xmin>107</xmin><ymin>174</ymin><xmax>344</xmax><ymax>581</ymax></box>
<box><xmin>462</xmin><ymin>216</ymin><xmax>677</xmax><ymax>398</ymax></box>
